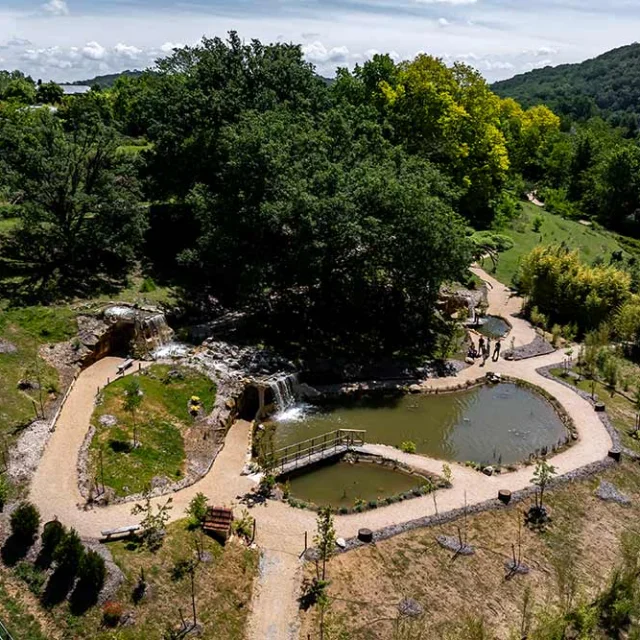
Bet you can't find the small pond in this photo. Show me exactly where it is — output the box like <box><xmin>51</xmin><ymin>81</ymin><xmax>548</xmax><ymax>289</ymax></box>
<box><xmin>272</xmin><ymin>383</ymin><xmax>567</xmax><ymax>466</ymax></box>
<box><xmin>284</xmin><ymin>460</ymin><xmax>426</xmax><ymax>509</ymax></box>
<box><xmin>475</xmin><ymin>315</ymin><xmax>510</xmax><ymax>339</ymax></box>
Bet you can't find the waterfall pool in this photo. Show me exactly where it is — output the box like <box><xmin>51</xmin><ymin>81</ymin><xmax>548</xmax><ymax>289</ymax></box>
<box><xmin>271</xmin><ymin>383</ymin><xmax>568</xmax><ymax>466</ymax></box>
<box><xmin>475</xmin><ymin>315</ymin><xmax>510</xmax><ymax>339</ymax></box>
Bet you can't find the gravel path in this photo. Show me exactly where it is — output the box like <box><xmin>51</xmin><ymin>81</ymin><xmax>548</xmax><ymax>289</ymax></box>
<box><xmin>26</xmin><ymin>267</ymin><xmax>615</xmax><ymax>640</ymax></box>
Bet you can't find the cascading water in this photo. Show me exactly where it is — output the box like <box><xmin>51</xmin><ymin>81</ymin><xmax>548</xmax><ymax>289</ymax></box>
<box><xmin>268</xmin><ymin>373</ymin><xmax>308</xmax><ymax>422</ymax></box>
<box><xmin>138</xmin><ymin>313</ymin><xmax>174</xmax><ymax>352</ymax></box>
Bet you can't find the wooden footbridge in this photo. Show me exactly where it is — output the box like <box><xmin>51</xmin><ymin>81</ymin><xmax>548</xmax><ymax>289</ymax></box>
<box><xmin>267</xmin><ymin>429</ymin><xmax>366</xmax><ymax>476</ymax></box>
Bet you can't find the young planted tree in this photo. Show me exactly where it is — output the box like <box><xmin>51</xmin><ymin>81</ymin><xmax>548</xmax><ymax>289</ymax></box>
<box><xmin>123</xmin><ymin>377</ymin><xmax>143</xmax><ymax>448</ymax></box>
<box><xmin>314</xmin><ymin>507</ymin><xmax>336</xmax><ymax>583</ymax></box>
<box><xmin>131</xmin><ymin>490</ymin><xmax>173</xmax><ymax>550</ymax></box>
<box><xmin>185</xmin><ymin>492</ymin><xmax>209</xmax><ymax>529</ymax></box>
<box><xmin>529</xmin><ymin>460</ymin><xmax>557</xmax><ymax>524</ymax></box>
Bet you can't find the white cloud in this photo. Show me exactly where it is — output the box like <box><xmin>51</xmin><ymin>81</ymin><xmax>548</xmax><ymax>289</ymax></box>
<box><xmin>160</xmin><ymin>42</ymin><xmax>184</xmax><ymax>53</ymax></box>
<box><xmin>534</xmin><ymin>46</ymin><xmax>558</xmax><ymax>56</ymax></box>
<box><xmin>438</xmin><ymin>18</ymin><xmax>450</xmax><ymax>27</ymax></box>
<box><xmin>42</xmin><ymin>0</ymin><xmax>69</xmax><ymax>16</ymax></box>
<box><xmin>82</xmin><ymin>41</ymin><xmax>106</xmax><ymax>60</ymax></box>
<box><xmin>114</xmin><ymin>43</ymin><xmax>142</xmax><ymax>58</ymax></box>
<box><xmin>302</xmin><ymin>41</ymin><xmax>349</xmax><ymax>64</ymax></box>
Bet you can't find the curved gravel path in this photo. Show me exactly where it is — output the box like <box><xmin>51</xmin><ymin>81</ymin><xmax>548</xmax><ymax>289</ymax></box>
<box><xmin>27</xmin><ymin>267</ymin><xmax>614</xmax><ymax>640</ymax></box>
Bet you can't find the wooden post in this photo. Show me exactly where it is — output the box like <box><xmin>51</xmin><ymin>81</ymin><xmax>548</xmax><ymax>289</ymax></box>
<box><xmin>251</xmin><ymin>518</ymin><xmax>256</xmax><ymax>545</ymax></box>
<box><xmin>99</xmin><ymin>448</ymin><xmax>105</xmax><ymax>493</ymax></box>
<box><xmin>32</xmin><ymin>399</ymin><xmax>39</xmax><ymax>419</ymax></box>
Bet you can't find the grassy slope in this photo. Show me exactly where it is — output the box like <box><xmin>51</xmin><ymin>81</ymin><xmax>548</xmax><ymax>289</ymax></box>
<box><xmin>0</xmin><ymin>307</ymin><xmax>76</xmax><ymax>441</ymax></box>
<box><xmin>304</xmin><ymin>460</ymin><xmax>640</xmax><ymax>639</ymax></box>
<box><xmin>89</xmin><ymin>364</ymin><xmax>216</xmax><ymax>496</ymax></box>
<box><xmin>481</xmin><ymin>202</ymin><xmax>625</xmax><ymax>286</ymax></box>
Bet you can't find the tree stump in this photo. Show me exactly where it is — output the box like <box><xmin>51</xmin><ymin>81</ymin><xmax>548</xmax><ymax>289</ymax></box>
<box><xmin>608</xmin><ymin>449</ymin><xmax>622</xmax><ymax>462</ymax></box>
<box><xmin>594</xmin><ymin>401</ymin><xmax>606</xmax><ymax>412</ymax></box>
<box><xmin>498</xmin><ymin>489</ymin><xmax>512</xmax><ymax>505</ymax></box>
<box><xmin>358</xmin><ymin>528</ymin><xmax>373</xmax><ymax>543</ymax></box>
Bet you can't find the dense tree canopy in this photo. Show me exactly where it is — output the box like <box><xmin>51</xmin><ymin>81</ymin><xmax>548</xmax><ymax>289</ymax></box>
<box><xmin>0</xmin><ymin>110</ymin><xmax>146</xmax><ymax>301</ymax></box>
<box><xmin>3</xmin><ymin>32</ymin><xmax>639</xmax><ymax>358</ymax></box>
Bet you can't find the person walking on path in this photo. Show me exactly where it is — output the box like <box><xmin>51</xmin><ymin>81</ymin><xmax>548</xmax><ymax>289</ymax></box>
<box><xmin>492</xmin><ymin>339</ymin><xmax>501</xmax><ymax>362</ymax></box>
<box><xmin>478</xmin><ymin>336</ymin><xmax>485</xmax><ymax>355</ymax></box>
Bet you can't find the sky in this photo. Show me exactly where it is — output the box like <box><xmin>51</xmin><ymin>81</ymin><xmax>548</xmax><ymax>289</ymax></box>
<box><xmin>0</xmin><ymin>0</ymin><xmax>639</xmax><ymax>83</ymax></box>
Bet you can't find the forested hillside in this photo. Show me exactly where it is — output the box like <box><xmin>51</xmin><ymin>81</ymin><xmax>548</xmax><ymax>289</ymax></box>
<box><xmin>70</xmin><ymin>70</ymin><xmax>143</xmax><ymax>89</ymax></box>
<box><xmin>492</xmin><ymin>43</ymin><xmax>640</xmax><ymax>133</ymax></box>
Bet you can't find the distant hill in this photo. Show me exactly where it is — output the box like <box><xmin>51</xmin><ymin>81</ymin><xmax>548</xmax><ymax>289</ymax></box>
<box><xmin>492</xmin><ymin>43</ymin><xmax>640</xmax><ymax>130</ymax></box>
<box><xmin>71</xmin><ymin>70</ymin><xmax>144</xmax><ymax>89</ymax></box>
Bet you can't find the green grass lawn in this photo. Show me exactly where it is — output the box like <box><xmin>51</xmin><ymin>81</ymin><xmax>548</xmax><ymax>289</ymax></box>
<box><xmin>549</xmin><ymin>367</ymin><xmax>640</xmax><ymax>453</ymax></box>
<box><xmin>0</xmin><ymin>305</ymin><xmax>76</xmax><ymax>441</ymax></box>
<box><xmin>0</xmin><ymin>580</ymin><xmax>47</xmax><ymax>640</ymax></box>
<box><xmin>482</xmin><ymin>202</ymin><xmax>626</xmax><ymax>286</ymax></box>
<box><xmin>89</xmin><ymin>365</ymin><xmax>216</xmax><ymax>496</ymax></box>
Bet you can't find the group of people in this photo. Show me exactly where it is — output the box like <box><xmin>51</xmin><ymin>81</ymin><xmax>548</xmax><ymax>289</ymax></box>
<box><xmin>467</xmin><ymin>335</ymin><xmax>501</xmax><ymax>365</ymax></box>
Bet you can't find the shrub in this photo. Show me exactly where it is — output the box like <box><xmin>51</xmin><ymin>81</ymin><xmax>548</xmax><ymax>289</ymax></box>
<box><xmin>15</xmin><ymin>561</ymin><xmax>46</xmax><ymax>595</ymax></box>
<box><xmin>532</xmin><ymin>215</ymin><xmax>543</xmax><ymax>232</ymax></box>
<box><xmin>10</xmin><ymin>502</ymin><xmax>40</xmax><ymax>540</ymax></box>
<box><xmin>529</xmin><ymin>306</ymin><xmax>548</xmax><ymax>330</ymax></box>
<box><xmin>78</xmin><ymin>550</ymin><xmax>106</xmax><ymax>594</ymax></box>
<box><xmin>232</xmin><ymin>509</ymin><xmax>254</xmax><ymax>540</ymax></box>
<box><xmin>139</xmin><ymin>277</ymin><xmax>157</xmax><ymax>293</ymax></box>
<box><xmin>338</xmin><ymin>506</ymin><xmax>349</xmax><ymax>515</ymax></box>
<box><xmin>53</xmin><ymin>529</ymin><xmax>85</xmax><ymax>577</ymax></box>
<box><xmin>185</xmin><ymin>492</ymin><xmax>209</xmax><ymax>528</ymax></box>
<box><xmin>400</xmin><ymin>441</ymin><xmax>417</xmax><ymax>454</ymax></box>
<box><xmin>551</xmin><ymin>324</ymin><xmax>563</xmax><ymax>347</ymax></box>
<box><xmin>102</xmin><ymin>601</ymin><xmax>123</xmax><ymax>627</ymax></box>
<box><xmin>41</xmin><ymin>519</ymin><xmax>65</xmax><ymax>556</ymax></box>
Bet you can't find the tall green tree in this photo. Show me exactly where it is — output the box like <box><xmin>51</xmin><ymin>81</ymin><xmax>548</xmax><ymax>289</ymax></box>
<box><xmin>0</xmin><ymin>110</ymin><xmax>146</xmax><ymax>301</ymax></box>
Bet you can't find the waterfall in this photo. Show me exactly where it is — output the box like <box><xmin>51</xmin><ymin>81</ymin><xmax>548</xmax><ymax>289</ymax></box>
<box><xmin>138</xmin><ymin>313</ymin><xmax>174</xmax><ymax>351</ymax></box>
<box><xmin>268</xmin><ymin>373</ymin><xmax>298</xmax><ymax>411</ymax></box>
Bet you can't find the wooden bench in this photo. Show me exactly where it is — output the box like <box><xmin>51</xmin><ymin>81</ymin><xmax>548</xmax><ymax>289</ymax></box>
<box><xmin>203</xmin><ymin>507</ymin><xmax>233</xmax><ymax>542</ymax></box>
<box><xmin>117</xmin><ymin>359</ymin><xmax>134</xmax><ymax>375</ymax></box>
<box><xmin>101</xmin><ymin>524</ymin><xmax>140</xmax><ymax>541</ymax></box>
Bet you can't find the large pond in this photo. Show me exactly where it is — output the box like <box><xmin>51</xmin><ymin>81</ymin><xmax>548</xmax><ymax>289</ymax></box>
<box><xmin>273</xmin><ymin>383</ymin><xmax>567</xmax><ymax>466</ymax></box>
<box><xmin>285</xmin><ymin>460</ymin><xmax>426</xmax><ymax>509</ymax></box>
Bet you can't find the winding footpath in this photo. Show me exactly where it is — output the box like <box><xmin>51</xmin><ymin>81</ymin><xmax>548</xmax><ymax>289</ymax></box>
<box><xmin>28</xmin><ymin>267</ymin><xmax>613</xmax><ymax>640</ymax></box>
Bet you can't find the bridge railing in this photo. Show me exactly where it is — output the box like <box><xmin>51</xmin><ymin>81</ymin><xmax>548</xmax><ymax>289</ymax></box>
<box><xmin>267</xmin><ymin>429</ymin><xmax>366</xmax><ymax>474</ymax></box>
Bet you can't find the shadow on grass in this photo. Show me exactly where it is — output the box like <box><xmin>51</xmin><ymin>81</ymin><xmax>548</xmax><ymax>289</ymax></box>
<box><xmin>41</xmin><ymin>569</ymin><xmax>75</xmax><ymax>609</ymax></box>
<box><xmin>1</xmin><ymin>534</ymin><xmax>33</xmax><ymax>567</ymax></box>
<box><xmin>109</xmin><ymin>439</ymin><xmax>132</xmax><ymax>454</ymax></box>
<box><xmin>69</xmin><ymin>579</ymin><xmax>100</xmax><ymax>615</ymax></box>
